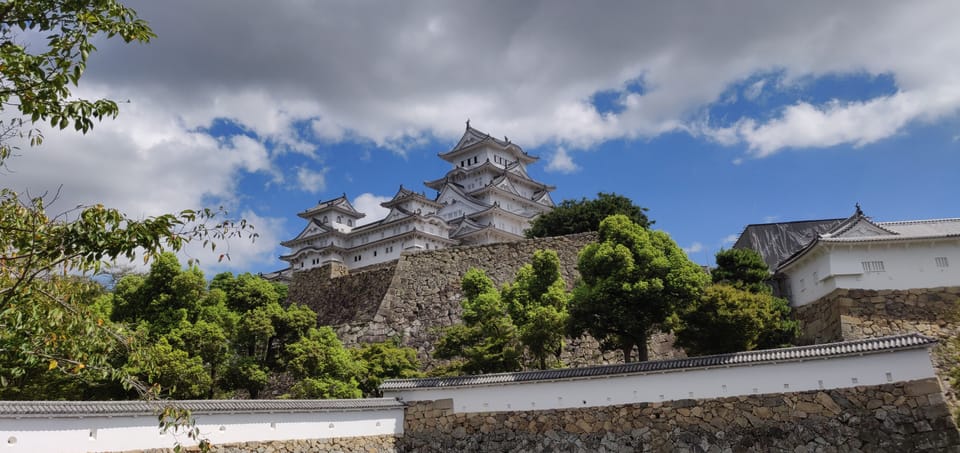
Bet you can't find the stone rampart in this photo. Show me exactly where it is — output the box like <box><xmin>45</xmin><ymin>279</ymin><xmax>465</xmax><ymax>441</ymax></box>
<box><xmin>288</xmin><ymin>233</ymin><xmax>687</xmax><ymax>368</ymax></box>
<box><xmin>795</xmin><ymin>286</ymin><xmax>960</xmax><ymax>413</ymax></box>
<box><xmin>399</xmin><ymin>378</ymin><xmax>959</xmax><ymax>452</ymax></box>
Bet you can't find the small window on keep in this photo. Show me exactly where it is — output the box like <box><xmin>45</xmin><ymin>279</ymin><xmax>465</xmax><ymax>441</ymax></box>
<box><xmin>862</xmin><ymin>261</ymin><xmax>885</xmax><ymax>272</ymax></box>
<box><xmin>935</xmin><ymin>257</ymin><xmax>949</xmax><ymax>268</ymax></box>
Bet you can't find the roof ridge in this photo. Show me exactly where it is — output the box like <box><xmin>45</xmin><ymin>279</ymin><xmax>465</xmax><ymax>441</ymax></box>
<box><xmin>878</xmin><ymin>217</ymin><xmax>960</xmax><ymax>225</ymax></box>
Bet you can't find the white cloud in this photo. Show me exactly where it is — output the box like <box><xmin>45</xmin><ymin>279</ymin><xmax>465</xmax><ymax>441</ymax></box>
<box><xmin>743</xmin><ymin>79</ymin><xmax>766</xmax><ymax>101</ymax></box>
<box><xmin>722</xmin><ymin>234</ymin><xmax>739</xmax><ymax>245</ymax></box>
<box><xmin>295</xmin><ymin>166</ymin><xmax>327</xmax><ymax>194</ymax></box>
<box><xmin>683</xmin><ymin>242</ymin><xmax>704</xmax><ymax>254</ymax></box>
<box><xmin>546</xmin><ymin>147</ymin><xmax>579</xmax><ymax>173</ymax></box>
<box><xmin>352</xmin><ymin>193</ymin><xmax>391</xmax><ymax>226</ymax></box>
<box><xmin>59</xmin><ymin>0</ymin><xmax>957</xmax><ymax>158</ymax></box>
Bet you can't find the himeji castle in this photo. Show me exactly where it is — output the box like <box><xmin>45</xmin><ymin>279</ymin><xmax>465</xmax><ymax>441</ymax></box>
<box><xmin>279</xmin><ymin>123</ymin><xmax>556</xmax><ymax>272</ymax></box>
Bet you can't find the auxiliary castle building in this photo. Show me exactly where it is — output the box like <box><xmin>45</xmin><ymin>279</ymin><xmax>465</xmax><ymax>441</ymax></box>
<box><xmin>280</xmin><ymin>123</ymin><xmax>556</xmax><ymax>272</ymax></box>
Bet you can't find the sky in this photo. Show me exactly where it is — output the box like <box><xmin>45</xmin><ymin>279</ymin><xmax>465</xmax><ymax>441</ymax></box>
<box><xmin>4</xmin><ymin>1</ymin><xmax>960</xmax><ymax>276</ymax></box>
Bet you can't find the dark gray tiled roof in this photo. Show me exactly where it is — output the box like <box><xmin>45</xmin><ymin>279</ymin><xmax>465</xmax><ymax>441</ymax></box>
<box><xmin>0</xmin><ymin>398</ymin><xmax>403</xmax><ymax>418</ymax></box>
<box><xmin>733</xmin><ymin>218</ymin><xmax>845</xmax><ymax>270</ymax></box>
<box><xmin>380</xmin><ymin>333</ymin><xmax>935</xmax><ymax>391</ymax></box>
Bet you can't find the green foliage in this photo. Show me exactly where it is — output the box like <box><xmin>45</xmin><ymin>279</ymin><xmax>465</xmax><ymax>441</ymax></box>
<box><xmin>289</xmin><ymin>377</ymin><xmax>362</xmax><ymax>399</ymax></box>
<box><xmin>673</xmin><ymin>284</ymin><xmax>799</xmax><ymax>356</ymax></box>
<box><xmin>502</xmin><ymin>250</ymin><xmax>570</xmax><ymax>369</ymax></box>
<box><xmin>434</xmin><ymin>269</ymin><xmax>523</xmax><ymax>374</ymax></box>
<box><xmin>568</xmin><ymin>215</ymin><xmax>709</xmax><ymax>362</ymax></box>
<box><xmin>284</xmin><ymin>327</ymin><xmax>363</xmax><ymax>398</ymax></box>
<box><xmin>353</xmin><ymin>339</ymin><xmax>423</xmax><ymax>396</ymax></box>
<box><xmin>526</xmin><ymin>192</ymin><xmax>652</xmax><ymax>238</ymax></box>
<box><xmin>712</xmin><ymin>248</ymin><xmax>771</xmax><ymax>293</ymax></box>
<box><xmin>223</xmin><ymin>357</ymin><xmax>269</xmax><ymax>399</ymax></box>
<box><xmin>125</xmin><ymin>338</ymin><xmax>212</xmax><ymax>399</ymax></box>
<box><xmin>0</xmin><ymin>0</ymin><xmax>155</xmax><ymax>162</ymax></box>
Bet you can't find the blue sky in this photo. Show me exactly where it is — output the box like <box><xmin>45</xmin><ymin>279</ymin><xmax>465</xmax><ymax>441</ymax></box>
<box><xmin>6</xmin><ymin>1</ymin><xmax>959</xmax><ymax>275</ymax></box>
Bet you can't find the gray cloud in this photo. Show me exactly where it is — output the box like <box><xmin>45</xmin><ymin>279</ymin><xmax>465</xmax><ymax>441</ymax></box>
<box><xmin>7</xmin><ymin>0</ymin><xmax>960</xmax><ymax>273</ymax></box>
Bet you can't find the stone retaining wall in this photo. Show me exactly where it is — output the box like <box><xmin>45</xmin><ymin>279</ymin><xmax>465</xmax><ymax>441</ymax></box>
<box><xmin>399</xmin><ymin>378</ymin><xmax>959</xmax><ymax>452</ymax></box>
<box><xmin>795</xmin><ymin>286</ymin><xmax>960</xmax><ymax>411</ymax></box>
<box><xmin>795</xmin><ymin>287</ymin><xmax>960</xmax><ymax>344</ymax></box>
<box><xmin>288</xmin><ymin>232</ymin><xmax>687</xmax><ymax>368</ymax></box>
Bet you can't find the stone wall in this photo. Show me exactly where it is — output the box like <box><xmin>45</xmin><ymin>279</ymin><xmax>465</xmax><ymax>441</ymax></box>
<box><xmin>288</xmin><ymin>232</ymin><xmax>686</xmax><ymax>368</ymax></box>
<box><xmin>288</xmin><ymin>261</ymin><xmax>398</xmax><ymax>325</ymax></box>
<box><xmin>795</xmin><ymin>286</ymin><xmax>960</xmax><ymax>410</ymax></box>
<box><xmin>795</xmin><ymin>287</ymin><xmax>960</xmax><ymax>344</ymax></box>
<box><xmin>120</xmin><ymin>435</ymin><xmax>398</xmax><ymax>453</ymax></box>
<box><xmin>399</xmin><ymin>378</ymin><xmax>959</xmax><ymax>452</ymax></box>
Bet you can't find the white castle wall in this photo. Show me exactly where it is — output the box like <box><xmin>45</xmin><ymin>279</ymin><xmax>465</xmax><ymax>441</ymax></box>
<box><xmin>785</xmin><ymin>241</ymin><xmax>960</xmax><ymax>306</ymax></box>
<box><xmin>1</xmin><ymin>405</ymin><xmax>402</xmax><ymax>453</ymax></box>
<box><xmin>384</xmin><ymin>348</ymin><xmax>934</xmax><ymax>414</ymax></box>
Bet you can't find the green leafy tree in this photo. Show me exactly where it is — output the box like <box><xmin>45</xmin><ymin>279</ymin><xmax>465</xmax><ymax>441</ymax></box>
<box><xmin>434</xmin><ymin>269</ymin><xmax>522</xmax><ymax>374</ymax></box>
<box><xmin>568</xmin><ymin>215</ymin><xmax>709</xmax><ymax>362</ymax></box>
<box><xmin>0</xmin><ymin>0</ymin><xmax>155</xmax><ymax>162</ymax></box>
<box><xmin>352</xmin><ymin>339</ymin><xmax>423</xmax><ymax>396</ymax></box>
<box><xmin>167</xmin><ymin>320</ymin><xmax>230</xmax><ymax>398</ymax></box>
<box><xmin>285</xmin><ymin>327</ymin><xmax>363</xmax><ymax>399</ymax></box>
<box><xmin>672</xmin><ymin>284</ymin><xmax>800</xmax><ymax>356</ymax></box>
<box><xmin>712</xmin><ymin>248</ymin><xmax>771</xmax><ymax>293</ymax></box>
<box><xmin>526</xmin><ymin>192</ymin><xmax>652</xmax><ymax>238</ymax></box>
<box><xmin>502</xmin><ymin>249</ymin><xmax>570</xmax><ymax>369</ymax></box>
<box><xmin>125</xmin><ymin>338</ymin><xmax>211</xmax><ymax>399</ymax></box>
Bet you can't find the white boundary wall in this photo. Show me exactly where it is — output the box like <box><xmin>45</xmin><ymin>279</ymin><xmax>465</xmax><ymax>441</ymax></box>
<box><xmin>1</xmin><ymin>407</ymin><xmax>402</xmax><ymax>453</ymax></box>
<box><xmin>384</xmin><ymin>348</ymin><xmax>935</xmax><ymax>414</ymax></box>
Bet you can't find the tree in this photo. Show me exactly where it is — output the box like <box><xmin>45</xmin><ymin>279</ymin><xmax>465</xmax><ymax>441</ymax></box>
<box><xmin>502</xmin><ymin>249</ymin><xmax>570</xmax><ymax>369</ymax></box>
<box><xmin>352</xmin><ymin>339</ymin><xmax>423</xmax><ymax>397</ymax></box>
<box><xmin>568</xmin><ymin>215</ymin><xmax>709</xmax><ymax>362</ymax></box>
<box><xmin>673</xmin><ymin>247</ymin><xmax>798</xmax><ymax>356</ymax></box>
<box><xmin>285</xmin><ymin>327</ymin><xmax>363</xmax><ymax>399</ymax></box>
<box><xmin>526</xmin><ymin>192</ymin><xmax>652</xmax><ymax>238</ymax></box>
<box><xmin>434</xmin><ymin>269</ymin><xmax>522</xmax><ymax>374</ymax></box>
<box><xmin>124</xmin><ymin>338</ymin><xmax>212</xmax><ymax>399</ymax></box>
<box><xmin>0</xmin><ymin>0</ymin><xmax>155</xmax><ymax>162</ymax></box>
<box><xmin>672</xmin><ymin>284</ymin><xmax>799</xmax><ymax>356</ymax></box>
<box><xmin>712</xmin><ymin>248</ymin><xmax>771</xmax><ymax>293</ymax></box>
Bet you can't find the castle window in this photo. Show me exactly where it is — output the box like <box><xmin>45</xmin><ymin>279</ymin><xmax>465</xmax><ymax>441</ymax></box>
<box><xmin>862</xmin><ymin>261</ymin><xmax>885</xmax><ymax>272</ymax></box>
<box><xmin>936</xmin><ymin>257</ymin><xmax>949</xmax><ymax>268</ymax></box>
<box><xmin>373</xmin><ymin>251</ymin><xmax>377</xmax><ymax>257</ymax></box>
<box><xmin>348</xmin><ymin>219</ymin><xmax>353</xmax><ymax>227</ymax></box>
<box><xmin>337</xmin><ymin>216</ymin><xmax>342</xmax><ymax>223</ymax></box>
<box><xmin>322</xmin><ymin>216</ymin><xmax>328</xmax><ymax>223</ymax></box>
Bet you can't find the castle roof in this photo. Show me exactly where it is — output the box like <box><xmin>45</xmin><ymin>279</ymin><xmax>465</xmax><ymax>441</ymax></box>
<box><xmin>298</xmin><ymin>194</ymin><xmax>365</xmax><ymax>220</ymax></box>
<box><xmin>0</xmin><ymin>398</ymin><xmax>402</xmax><ymax>418</ymax></box>
<box><xmin>778</xmin><ymin>206</ymin><xmax>960</xmax><ymax>271</ymax></box>
<box><xmin>438</xmin><ymin>122</ymin><xmax>537</xmax><ymax>164</ymax></box>
<box><xmin>380</xmin><ymin>333</ymin><xmax>935</xmax><ymax>391</ymax></box>
<box><xmin>381</xmin><ymin>185</ymin><xmax>443</xmax><ymax>209</ymax></box>
<box><xmin>734</xmin><ymin>218</ymin><xmax>845</xmax><ymax>270</ymax></box>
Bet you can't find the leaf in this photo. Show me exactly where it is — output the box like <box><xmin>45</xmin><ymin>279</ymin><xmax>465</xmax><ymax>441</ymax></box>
<box><xmin>48</xmin><ymin>360</ymin><xmax>58</xmax><ymax>370</ymax></box>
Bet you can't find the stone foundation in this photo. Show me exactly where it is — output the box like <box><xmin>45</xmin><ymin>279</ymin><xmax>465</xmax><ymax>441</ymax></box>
<box><xmin>400</xmin><ymin>379</ymin><xmax>959</xmax><ymax>452</ymax></box>
<box><xmin>795</xmin><ymin>286</ymin><xmax>960</xmax><ymax>414</ymax></box>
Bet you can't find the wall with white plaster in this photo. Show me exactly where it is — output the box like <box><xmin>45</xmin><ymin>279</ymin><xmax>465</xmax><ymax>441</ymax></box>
<box><xmin>1</xmin><ymin>407</ymin><xmax>402</xmax><ymax>453</ymax></box>
<box><xmin>384</xmin><ymin>348</ymin><xmax>934</xmax><ymax>414</ymax></box>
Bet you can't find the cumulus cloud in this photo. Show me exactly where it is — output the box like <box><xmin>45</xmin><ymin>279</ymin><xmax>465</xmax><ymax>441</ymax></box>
<box><xmin>9</xmin><ymin>0</ymin><xmax>960</xmax><ymax>273</ymax></box>
<box><xmin>352</xmin><ymin>193</ymin><xmax>392</xmax><ymax>226</ymax></box>
<box><xmin>723</xmin><ymin>234</ymin><xmax>739</xmax><ymax>245</ymax></box>
<box><xmin>65</xmin><ymin>0</ymin><xmax>957</xmax><ymax>157</ymax></box>
<box><xmin>295</xmin><ymin>166</ymin><xmax>327</xmax><ymax>194</ymax></box>
<box><xmin>546</xmin><ymin>147</ymin><xmax>579</xmax><ymax>173</ymax></box>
